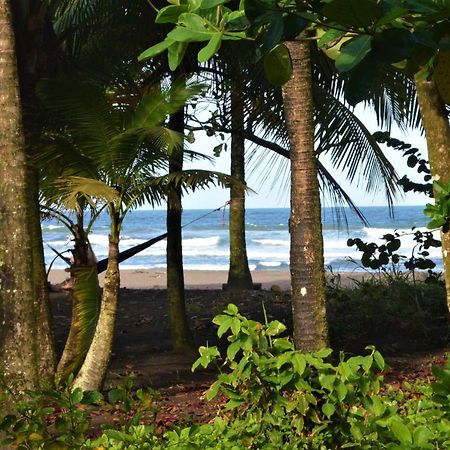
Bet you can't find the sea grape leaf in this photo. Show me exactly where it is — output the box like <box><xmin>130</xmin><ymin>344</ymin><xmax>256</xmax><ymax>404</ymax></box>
<box><xmin>138</xmin><ymin>39</ymin><xmax>174</xmax><ymax>61</ymax></box>
<box><xmin>263</xmin><ymin>43</ymin><xmax>292</xmax><ymax>86</ymax></box>
<box><xmin>335</xmin><ymin>35</ymin><xmax>373</xmax><ymax>72</ymax></box>
<box><xmin>155</xmin><ymin>5</ymin><xmax>188</xmax><ymax>23</ymax></box>
<box><xmin>322</xmin><ymin>0</ymin><xmax>382</xmax><ymax>29</ymax></box>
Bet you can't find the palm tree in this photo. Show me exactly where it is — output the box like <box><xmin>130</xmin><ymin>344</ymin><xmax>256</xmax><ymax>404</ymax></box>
<box><xmin>0</xmin><ymin>0</ymin><xmax>55</xmax><ymax>390</ymax></box>
<box><xmin>38</xmin><ymin>77</ymin><xmax>233</xmax><ymax>390</ymax></box>
<box><xmin>281</xmin><ymin>37</ymin><xmax>328</xmax><ymax>349</ymax></box>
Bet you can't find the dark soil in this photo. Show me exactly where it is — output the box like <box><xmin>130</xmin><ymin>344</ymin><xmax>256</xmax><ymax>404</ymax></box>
<box><xmin>50</xmin><ymin>286</ymin><xmax>449</xmax><ymax>425</ymax></box>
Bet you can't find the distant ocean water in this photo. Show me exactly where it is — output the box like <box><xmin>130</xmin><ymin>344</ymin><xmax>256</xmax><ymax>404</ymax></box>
<box><xmin>41</xmin><ymin>205</ymin><xmax>442</xmax><ymax>272</ymax></box>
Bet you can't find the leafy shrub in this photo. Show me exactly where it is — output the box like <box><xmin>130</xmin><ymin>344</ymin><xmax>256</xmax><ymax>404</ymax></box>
<box><xmin>327</xmin><ymin>278</ymin><xmax>448</xmax><ymax>354</ymax></box>
<box><xmin>0</xmin><ymin>373</ymin><xmax>102</xmax><ymax>449</ymax></box>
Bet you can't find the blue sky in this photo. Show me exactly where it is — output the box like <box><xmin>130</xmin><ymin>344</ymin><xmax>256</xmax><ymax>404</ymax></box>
<box><xmin>149</xmin><ymin>106</ymin><xmax>429</xmax><ymax>211</ymax></box>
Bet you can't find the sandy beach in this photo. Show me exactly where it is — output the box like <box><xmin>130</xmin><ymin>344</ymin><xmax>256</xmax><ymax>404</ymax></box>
<box><xmin>48</xmin><ymin>268</ymin><xmax>373</xmax><ymax>290</ymax></box>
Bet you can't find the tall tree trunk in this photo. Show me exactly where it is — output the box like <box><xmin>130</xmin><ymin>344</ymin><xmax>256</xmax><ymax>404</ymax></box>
<box><xmin>74</xmin><ymin>232</ymin><xmax>120</xmax><ymax>391</ymax></box>
<box><xmin>0</xmin><ymin>0</ymin><xmax>54</xmax><ymax>389</ymax></box>
<box><xmin>415</xmin><ymin>76</ymin><xmax>450</xmax><ymax>316</ymax></box>
<box><xmin>167</xmin><ymin>108</ymin><xmax>193</xmax><ymax>351</ymax></box>
<box><xmin>226</xmin><ymin>87</ymin><xmax>254</xmax><ymax>290</ymax></box>
<box><xmin>12</xmin><ymin>0</ymin><xmax>56</xmax><ymax>380</ymax></box>
<box><xmin>283</xmin><ymin>38</ymin><xmax>329</xmax><ymax>351</ymax></box>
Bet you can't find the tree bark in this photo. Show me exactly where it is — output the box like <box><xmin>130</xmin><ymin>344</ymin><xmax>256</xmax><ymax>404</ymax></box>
<box><xmin>0</xmin><ymin>0</ymin><xmax>54</xmax><ymax>389</ymax></box>
<box><xmin>226</xmin><ymin>87</ymin><xmax>254</xmax><ymax>290</ymax></box>
<box><xmin>167</xmin><ymin>108</ymin><xmax>193</xmax><ymax>352</ymax></box>
<box><xmin>73</xmin><ymin>233</ymin><xmax>120</xmax><ymax>391</ymax></box>
<box><xmin>11</xmin><ymin>0</ymin><xmax>57</xmax><ymax>381</ymax></box>
<box><xmin>283</xmin><ymin>39</ymin><xmax>329</xmax><ymax>351</ymax></box>
<box><xmin>415</xmin><ymin>76</ymin><xmax>450</xmax><ymax>316</ymax></box>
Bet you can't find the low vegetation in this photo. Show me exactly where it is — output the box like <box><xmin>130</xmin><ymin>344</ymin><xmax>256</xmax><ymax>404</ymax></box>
<box><xmin>1</xmin><ymin>301</ymin><xmax>448</xmax><ymax>449</ymax></box>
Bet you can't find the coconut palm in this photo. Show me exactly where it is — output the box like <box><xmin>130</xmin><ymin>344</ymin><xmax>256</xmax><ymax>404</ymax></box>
<box><xmin>37</xmin><ymin>77</ymin><xmax>233</xmax><ymax>389</ymax></box>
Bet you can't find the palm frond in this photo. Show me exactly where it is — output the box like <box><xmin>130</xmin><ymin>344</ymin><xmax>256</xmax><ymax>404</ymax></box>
<box><xmin>52</xmin><ymin>176</ymin><xmax>119</xmax><ymax>211</ymax></box>
<box><xmin>37</xmin><ymin>78</ymin><xmax>118</xmax><ymax>154</ymax></box>
<box><xmin>314</xmin><ymin>84</ymin><xmax>401</xmax><ymax>209</ymax></box>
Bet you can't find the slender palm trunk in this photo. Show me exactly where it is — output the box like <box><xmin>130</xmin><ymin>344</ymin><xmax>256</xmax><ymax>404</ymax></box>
<box><xmin>74</xmin><ymin>231</ymin><xmax>120</xmax><ymax>391</ymax></box>
<box><xmin>167</xmin><ymin>108</ymin><xmax>193</xmax><ymax>351</ymax></box>
<box><xmin>283</xmin><ymin>38</ymin><xmax>328</xmax><ymax>351</ymax></box>
<box><xmin>226</xmin><ymin>87</ymin><xmax>253</xmax><ymax>290</ymax></box>
<box><xmin>0</xmin><ymin>0</ymin><xmax>54</xmax><ymax>389</ymax></box>
<box><xmin>415</xmin><ymin>76</ymin><xmax>450</xmax><ymax>316</ymax></box>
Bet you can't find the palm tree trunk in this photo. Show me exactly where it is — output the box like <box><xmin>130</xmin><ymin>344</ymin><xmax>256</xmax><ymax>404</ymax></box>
<box><xmin>167</xmin><ymin>108</ymin><xmax>193</xmax><ymax>351</ymax></box>
<box><xmin>74</xmin><ymin>233</ymin><xmax>120</xmax><ymax>391</ymax></box>
<box><xmin>0</xmin><ymin>0</ymin><xmax>54</xmax><ymax>389</ymax></box>
<box><xmin>226</xmin><ymin>87</ymin><xmax>254</xmax><ymax>290</ymax></box>
<box><xmin>57</xmin><ymin>221</ymin><xmax>100</xmax><ymax>381</ymax></box>
<box><xmin>283</xmin><ymin>38</ymin><xmax>329</xmax><ymax>351</ymax></box>
<box><xmin>415</xmin><ymin>76</ymin><xmax>450</xmax><ymax>316</ymax></box>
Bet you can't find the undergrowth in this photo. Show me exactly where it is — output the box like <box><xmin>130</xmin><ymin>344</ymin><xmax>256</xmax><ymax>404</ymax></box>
<box><xmin>1</xmin><ymin>304</ymin><xmax>449</xmax><ymax>449</ymax></box>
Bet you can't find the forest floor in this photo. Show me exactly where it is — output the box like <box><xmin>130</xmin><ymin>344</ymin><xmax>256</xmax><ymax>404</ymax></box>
<box><xmin>50</xmin><ymin>287</ymin><xmax>449</xmax><ymax>430</ymax></box>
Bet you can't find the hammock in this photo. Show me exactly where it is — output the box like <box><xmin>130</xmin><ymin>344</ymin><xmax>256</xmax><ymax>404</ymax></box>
<box><xmin>46</xmin><ymin>202</ymin><xmax>230</xmax><ymax>275</ymax></box>
<box><xmin>96</xmin><ymin>232</ymin><xmax>168</xmax><ymax>274</ymax></box>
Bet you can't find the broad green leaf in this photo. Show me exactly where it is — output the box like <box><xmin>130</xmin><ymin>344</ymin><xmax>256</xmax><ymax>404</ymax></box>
<box><xmin>318</xmin><ymin>28</ymin><xmax>346</xmax><ymax>49</ymax></box>
<box><xmin>225</xmin><ymin>303</ymin><xmax>239</xmax><ymax>315</ymax></box>
<box><xmin>266</xmin><ymin>320</ymin><xmax>287</xmax><ymax>336</ymax></box>
<box><xmin>198</xmin><ymin>32</ymin><xmax>223</xmax><ymax>62</ymax></box>
<box><xmin>314</xmin><ymin>348</ymin><xmax>333</xmax><ymax>358</ymax></box>
<box><xmin>263</xmin><ymin>43</ymin><xmax>292</xmax><ymax>86</ymax></box>
<box><xmin>413</xmin><ymin>426</ymin><xmax>433</xmax><ymax>447</ymax></box>
<box><xmin>322</xmin><ymin>0</ymin><xmax>382</xmax><ymax>28</ymax></box>
<box><xmin>138</xmin><ymin>39</ymin><xmax>174</xmax><ymax>61</ymax></box>
<box><xmin>200</xmin><ymin>0</ymin><xmax>230</xmax><ymax>10</ymax></box>
<box><xmin>390</xmin><ymin>420</ymin><xmax>412</xmax><ymax>445</ymax></box>
<box><xmin>206</xmin><ymin>380</ymin><xmax>222</xmax><ymax>400</ymax></box>
<box><xmin>259</xmin><ymin>12</ymin><xmax>284</xmax><ymax>55</ymax></box>
<box><xmin>322</xmin><ymin>402</ymin><xmax>335</xmax><ymax>418</ymax></box>
<box><xmin>70</xmin><ymin>388</ymin><xmax>84</xmax><ymax>404</ymax></box>
<box><xmin>283</xmin><ymin>14</ymin><xmax>308</xmax><ymax>41</ymax></box>
<box><xmin>167</xmin><ymin>27</ymin><xmax>213</xmax><ymax>42</ymax></box>
<box><xmin>435</xmin><ymin>51</ymin><xmax>450</xmax><ymax>103</ymax></box>
<box><xmin>188</xmin><ymin>0</ymin><xmax>202</xmax><ymax>11</ymax></box>
<box><xmin>217</xmin><ymin>316</ymin><xmax>233</xmax><ymax>337</ymax></box>
<box><xmin>168</xmin><ymin>41</ymin><xmax>188</xmax><ymax>70</ymax></box>
<box><xmin>155</xmin><ymin>5</ymin><xmax>188</xmax><ymax>23</ymax></box>
<box><xmin>336</xmin><ymin>35</ymin><xmax>373</xmax><ymax>72</ymax></box>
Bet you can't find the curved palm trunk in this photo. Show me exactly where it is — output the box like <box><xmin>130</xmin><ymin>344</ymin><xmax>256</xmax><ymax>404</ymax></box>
<box><xmin>167</xmin><ymin>108</ymin><xmax>193</xmax><ymax>351</ymax></box>
<box><xmin>283</xmin><ymin>38</ymin><xmax>328</xmax><ymax>351</ymax></box>
<box><xmin>0</xmin><ymin>0</ymin><xmax>54</xmax><ymax>390</ymax></box>
<box><xmin>415</xmin><ymin>77</ymin><xmax>450</xmax><ymax>316</ymax></box>
<box><xmin>57</xmin><ymin>221</ymin><xmax>100</xmax><ymax>381</ymax></box>
<box><xmin>74</xmin><ymin>233</ymin><xmax>120</xmax><ymax>391</ymax></box>
<box><xmin>226</xmin><ymin>88</ymin><xmax>254</xmax><ymax>290</ymax></box>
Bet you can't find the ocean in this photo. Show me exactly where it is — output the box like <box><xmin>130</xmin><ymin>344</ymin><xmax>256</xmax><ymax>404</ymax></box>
<box><xmin>41</xmin><ymin>205</ymin><xmax>442</xmax><ymax>272</ymax></box>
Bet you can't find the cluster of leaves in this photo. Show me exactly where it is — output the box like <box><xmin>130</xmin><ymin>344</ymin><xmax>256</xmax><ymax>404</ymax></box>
<box><xmin>326</xmin><ymin>277</ymin><xmax>448</xmax><ymax>354</ymax></box>
<box><xmin>347</xmin><ymin>228</ymin><xmax>441</xmax><ymax>274</ymax></box>
<box><xmin>0</xmin><ymin>373</ymin><xmax>158</xmax><ymax>450</ymax></box>
<box><xmin>425</xmin><ymin>180</ymin><xmax>450</xmax><ymax>232</ymax></box>
<box><xmin>373</xmin><ymin>131</ymin><xmax>432</xmax><ymax>197</ymax></box>
<box><xmin>2</xmin><ymin>306</ymin><xmax>449</xmax><ymax>449</ymax></box>
<box><xmin>140</xmin><ymin>0</ymin><xmax>450</xmax><ymax>104</ymax></box>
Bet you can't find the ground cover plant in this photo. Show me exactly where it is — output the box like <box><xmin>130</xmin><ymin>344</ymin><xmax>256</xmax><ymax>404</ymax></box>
<box><xmin>1</xmin><ymin>304</ymin><xmax>449</xmax><ymax>449</ymax></box>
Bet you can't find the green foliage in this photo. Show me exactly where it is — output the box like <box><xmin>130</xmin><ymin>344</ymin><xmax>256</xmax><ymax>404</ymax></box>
<box><xmin>347</xmin><ymin>228</ymin><xmax>440</xmax><ymax>274</ymax></box>
<box><xmin>425</xmin><ymin>180</ymin><xmax>450</xmax><ymax>232</ymax></box>
<box><xmin>1</xmin><ymin>307</ymin><xmax>448</xmax><ymax>449</ymax></box>
<box><xmin>103</xmin><ymin>373</ymin><xmax>160</xmax><ymax>432</ymax></box>
<box><xmin>327</xmin><ymin>278</ymin><xmax>448</xmax><ymax>354</ymax></box>
<box><xmin>0</xmin><ymin>372</ymin><xmax>102</xmax><ymax>449</ymax></box>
